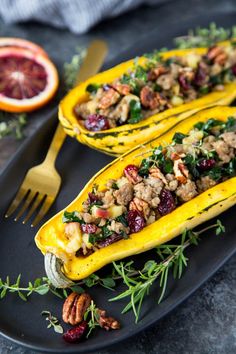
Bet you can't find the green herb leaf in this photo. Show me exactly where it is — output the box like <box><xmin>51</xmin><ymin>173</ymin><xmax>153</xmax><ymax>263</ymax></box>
<box><xmin>128</xmin><ymin>100</ymin><xmax>142</xmax><ymax>124</ymax></box>
<box><xmin>62</xmin><ymin>210</ymin><xmax>83</xmax><ymax>224</ymax></box>
<box><xmin>86</xmin><ymin>83</ymin><xmax>102</xmax><ymax>94</ymax></box>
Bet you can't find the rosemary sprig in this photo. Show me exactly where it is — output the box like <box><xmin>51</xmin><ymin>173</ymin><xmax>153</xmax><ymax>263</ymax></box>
<box><xmin>41</xmin><ymin>311</ymin><xmax>64</xmax><ymax>334</ymax></box>
<box><xmin>63</xmin><ymin>47</ymin><xmax>87</xmax><ymax>91</ymax></box>
<box><xmin>109</xmin><ymin>220</ymin><xmax>225</xmax><ymax>322</ymax></box>
<box><xmin>84</xmin><ymin>300</ymin><xmax>100</xmax><ymax>337</ymax></box>
<box><xmin>174</xmin><ymin>22</ymin><xmax>236</xmax><ymax>49</ymax></box>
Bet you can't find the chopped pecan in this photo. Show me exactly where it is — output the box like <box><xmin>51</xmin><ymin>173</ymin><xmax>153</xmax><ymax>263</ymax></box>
<box><xmin>207</xmin><ymin>46</ymin><xmax>227</xmax><ymax>65</ymax></box>
<box><xmin>113</xmin><ymin>83</ymin><xmax>131</xmax><ymax>95</ymax></box>
<box><xmin>62</xmin><ymin>292</ymin><xmax>91</xmax><ymax>325</ymax></box>
<box><xmin>149</xmin><ymin>167</ymin><xmax>167</xmax><ymax>184</ymax></box>
<box><xmin>129</xmin><ymin>197</ymin><xmax>150</xmax><ymax>219</ymax></box>
<box><xmin>98</xmin><ymin>88</ymin><xmax>120</xmax><ymax>109</ymax></box>
<box><xmin>173</xmin><ymin>158</ymin><xmax>189</xmax><ymax>184</ymax></box>
<box><xmin>147</xmin><ymin>66</ymin><xmax>167</xmax><ymax>80</ymax></box>
<box><xmin>97</xmin><ymin>309</ymin><xmax>120</xmax><ymax>330</ymax></box>
<box><xmin>140</xmin><ymin>86</ymin><xmax>160</xmax><ymax>110</ymax></box>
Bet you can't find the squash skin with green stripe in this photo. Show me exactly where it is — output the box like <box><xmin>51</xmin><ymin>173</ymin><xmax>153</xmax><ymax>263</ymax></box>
<box><xmin>36</xmin><ymin>106</ymin><xmax>236</xmax><ymax>280</ymax></box>
<box><xmin>59</xmin><ymin>42</ymin><xmax>236</xmax><ymax>156</ymax></box>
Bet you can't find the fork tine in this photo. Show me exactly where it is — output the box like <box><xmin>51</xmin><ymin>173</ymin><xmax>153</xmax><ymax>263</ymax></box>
<box><xmin>22</xmin><ymin>193</ymin><xmax>45</xmax><ymax>224</ymax></box>
<box><xmin>31</xmin><ymin>195</ymin><xmax>54</xmax><ymax>227</ymax></box>
<box><xmin>5</xmin><ymin>187</ymin><xmax>28</xmax><ymax>218</ymax></box>
<box><xmin>14</xmin><ymin>191</ymin><xmax>36</xmax><ymax>222</ymax></box>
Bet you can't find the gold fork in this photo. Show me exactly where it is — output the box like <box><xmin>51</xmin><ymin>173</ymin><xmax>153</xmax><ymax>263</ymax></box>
<box><xmin>5</xmin><ymin>40</ymin><xmax>108</xmax><ymax>227</ymax></box>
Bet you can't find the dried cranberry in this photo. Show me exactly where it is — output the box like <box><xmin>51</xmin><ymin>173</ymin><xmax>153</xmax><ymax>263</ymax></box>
<box><xmin>124</xmin><ymin>164</ymin><xmax>142</xmax><ymax>184</ymax></box>
<box><xmin>87</xmin><ymin>192</ymin><xmax>100</xmax><ymax>204</ymax></box>
<box><xmin>84</xmin><ymin>114</ymin><xmax>110</xmax><ymax>131</ymax></box>
<box><xmin>81</xmin><ymin>223</ymin><xmax>97</xmax><ymax>233</ymax></box>
<box><xmin>194</xmin><ymin>63</ymin><xmax>207</xmax><ymax>87</ymax></box>
<box><xmin>232</xmin><ymin>65</ymin><xmax>236</xmax><ymax>76</ymax></box>
<box><xmin>97</xmin><ymin>233</ymin><xmax>123</xmax><ymax>248</ymax></box>
<box><xmin>128</xmin><ymin>210</ymin><xmax>145</xmax><ymax>233</ymax></box>
<box><xmin>178</xmin><ymin>74</ymin><xmax>190</xmax><ymax>91</ymax></box>
<box><xmin>157</xmin><ymin>189</ymin><xmax>175</xmax><ymax>216</ymax></box>
<box><xmin>197</xmin><ymin>158</ymin><xmax>216</xmax><ymax>171</ymax></box>
<box><xmin>63</xmin><ymin>321</ymin><xmax>88</xmax><ymax>343</ymax></box>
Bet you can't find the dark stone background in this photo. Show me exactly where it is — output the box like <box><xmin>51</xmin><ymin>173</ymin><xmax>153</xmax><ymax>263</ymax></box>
<box><xmin>0</xmin><ymin>0</ymin><xmax>236</xmax><ymax>353</ymax></box>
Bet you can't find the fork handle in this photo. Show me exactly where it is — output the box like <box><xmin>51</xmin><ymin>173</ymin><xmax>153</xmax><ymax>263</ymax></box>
<box><xmin>44</xmin><ymin>123</ymin><xmax>66</xmax><ymax>166</ymax></box>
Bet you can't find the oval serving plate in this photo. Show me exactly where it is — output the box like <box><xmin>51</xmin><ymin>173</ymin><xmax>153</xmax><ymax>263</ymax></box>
<box><xmin>0</xmin><ymin>12</ymin><xmax>236</xmax><ymax>353</ymax></box>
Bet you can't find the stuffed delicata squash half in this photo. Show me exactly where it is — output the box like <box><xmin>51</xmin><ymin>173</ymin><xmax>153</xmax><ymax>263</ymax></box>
<box><xmin>59</xmin><ymin>41</ymin><xmax>236</xmax><ymax>156</ymax></box>
<box><xmin>36</xmin><ymin>106</ymin><xmax>236</xmax><ymax>286</ymax></box>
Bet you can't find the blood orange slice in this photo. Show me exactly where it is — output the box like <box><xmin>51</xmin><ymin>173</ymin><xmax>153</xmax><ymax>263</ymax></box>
<box><xmin>0</xmin><ymin>37</ymin><xmax>48</xmax><ymax>57</ymax></box>
<box><xmin>0</xmin><ymin>47</ymin><xmax>59</xmax><ymax>112</ymax></box>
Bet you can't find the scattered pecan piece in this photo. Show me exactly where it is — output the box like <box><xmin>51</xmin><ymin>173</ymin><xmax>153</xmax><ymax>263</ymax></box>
<box><xmin>140</xmin><ymin>86</ymin><xmax>160</xmax><ymax>110</ymax></box>
<box><xmin>98</xmin><ymin>88</ymin><xmax>120</xmax><ymax>109</ymax></box>
<box><xmin>147</xmin><ymin>66</ymin><xmax>167</xmax><ymax>80</ymax></box>
<box><xmin>97</xmin><ymin>309</ymin><xmax>120</xmax><ymax>330</ymax></box>
<box><xmin>62</xmin><ymin>292</ymin><xmax>91</xmax><ymax>325</ymax></box>
<box><xmin>129</xmin><ymin>197</ymin><xmax>150</xmax><ymax>219</ymax></box>
<box><xmin>149</xmin><ymin>167</ymin><xmax>167</xmax><ymax>184</ymax></box>
<box><xmin>113</xmin><ymin>83</ymin><xmax>131</xmax><ymax>95</ymax></box>
<box><xmin>207</xmin><ymin>46</ymin><xmax>227</xmax><ymax>65</ymax></box>
<box><xmin>173</xmin><ymin>158</ymin><xmax>189</xmax><ymax>184</ymax></box>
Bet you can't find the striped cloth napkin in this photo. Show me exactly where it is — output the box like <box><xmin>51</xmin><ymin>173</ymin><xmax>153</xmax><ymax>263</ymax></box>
<box><xmin>0</xmin><ymin>0</ymin><xmax>171</xmax><ymax>34</ymax></box>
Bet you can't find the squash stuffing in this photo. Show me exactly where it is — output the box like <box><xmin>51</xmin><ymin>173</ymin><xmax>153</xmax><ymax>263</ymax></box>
<box><xmin>59</xmin><ymin>41</ymin><xmax>236</xmax><ymax>155</ymax></box>
<box><xmin>36</xmin><ymin>106</ymin><xmax>236</xmax><ymax>281</ymax></box>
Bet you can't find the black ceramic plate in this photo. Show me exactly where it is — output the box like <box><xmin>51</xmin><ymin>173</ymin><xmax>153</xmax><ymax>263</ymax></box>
<box><xmin>0</xmin><ymin>11</ymin><xmax>236</xmax><ymax>354</ymax></box>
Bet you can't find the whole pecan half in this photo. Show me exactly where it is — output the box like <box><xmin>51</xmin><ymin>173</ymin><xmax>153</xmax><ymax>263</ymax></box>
<box><xmin>62</xmin><ymin>292</ymin><xmax>91</xmax><ymax>326</ymax></box>
<box><xmin>97</xmin><ymin>309</ymin><xmax>120</xmax><ymax>331</ymax></box>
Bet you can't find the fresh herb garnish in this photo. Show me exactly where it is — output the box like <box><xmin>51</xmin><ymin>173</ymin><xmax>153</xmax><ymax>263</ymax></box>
<box><xmin>0</xmin><ymin>112</ymin><xmax>27</xmax><ymax>140</ymax></box>
<box><xmin>109</xmin><ymin>220</ymin><xmax>225</xmax><ymax>322</ymax></box>
<box><xmin>41</xmin><ymin>311</ymin><xmax>64</xmax><ymax>334</ymax></box>
<box><xmin>174</xmin><ymin>23</ymin><xmax>236</xmax><ymax>49</ymax></box>
<box><xmin>63</xmin><ymin>47</ymin><xmax>86</xmax><ymax>91</ymax></box>
<box><xmin>84</xmin><ymin>300</ymin><xmax>100</xmax><ymax>337</ymax></box>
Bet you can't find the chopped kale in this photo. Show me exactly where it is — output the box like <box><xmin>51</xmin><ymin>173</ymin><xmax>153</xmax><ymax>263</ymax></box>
<box><xmin>173</xmin><ymin>132</ymin><xmax>187</xmax><ymax>144</ymax></box>
<box><xmin>194</xmin><ymin>118</ymin><xmax>224</xmax><ymax>133</ymax></box>
<box><xmin>116</xmin><ymin>213</ymin><xmax>128</xmax><ymax>227</ymax></box>
<box><xmin>128</xmin><ymin>100</ymin><xmax>142</xmax><ymax>124</ymax></box>
<box><xmin>224</xmin><ymin>116</ymin><xmax>236</xmax><ymax>131</ymax></box>
<box><xmin>161</xmin><ymin>159</ymin><xmax>174</xmax><ymax>174</ymax></box>
<box><xmin>112</xmin><ymin>182</ymin><xmax>119</xmax><ymax>190</ymax></box>
<box><xmin>138</xmin><ymin>157</ymin><xmax>151</xmax><ymax>177</ymax></box>
<box><xmin>62</xmin><ymin>211</ymin><xmax>83</xmax><ymax>224</ymax></box>
<box><xmin>184</xmin><ymin>154</ymin><xmax>200</xmax><ymax>179</ymax></box>
<box><xmin>86</xmin><ymin>83</ymin><xmax>101</xmax><ymax>94</ymax></box>
<box><xmin>207</xmin><ymin>166</ymin><xmax>222</xmax><ymax>181</ymax></box>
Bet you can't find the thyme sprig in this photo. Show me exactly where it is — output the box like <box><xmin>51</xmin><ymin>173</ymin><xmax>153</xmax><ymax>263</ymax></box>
<box><xmin>0</xmin><ymin>112</ymin><xmax>27</xmax><ymax>140</ymax></box>
<box><xmin>109</xmin><ymin>220</ymin><xmax>225</xmax><ymax>322</ymax></box>
<box><xmin>174</xmin><ymin>22</ymin><xmax>236</xmax><ymax>49</ymax></box>
<box><xmin>41</xmin><ymin>311</ymin><xmax>64</xmax><ymax>334</ymax></box>
<box><xmin>84</xmin><ymin>300</ymin><xmax>101</xmax><ymax>337</ymax></box>
<box><xmin>0</xmin><ymin>275</ymin><xmax>64</xmax><ymax>301</ymax></box>
<box><xmin>63</xmin><ymin>47</ymin><xmax>87</xmax><ymax>91</ymax></box>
